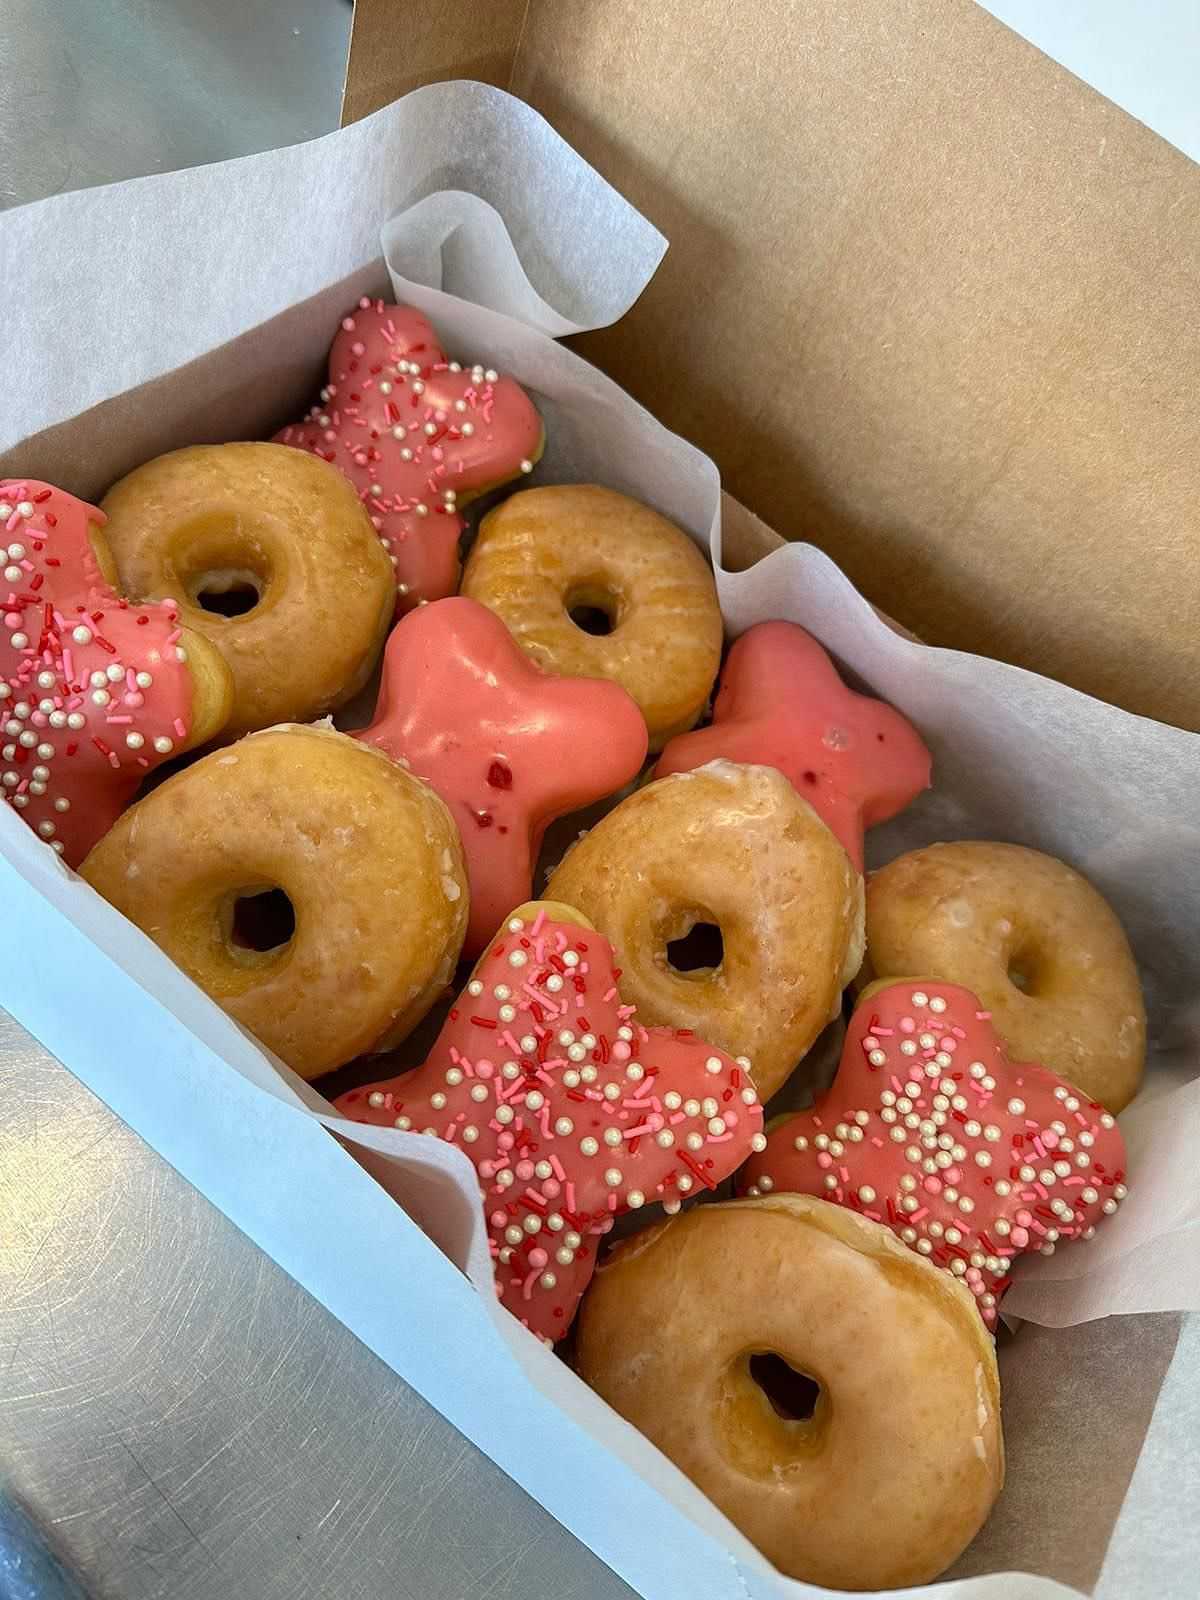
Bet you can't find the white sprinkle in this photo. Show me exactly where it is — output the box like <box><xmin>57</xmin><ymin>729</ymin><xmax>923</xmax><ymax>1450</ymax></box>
<box><xmin>1007</xmin><ymin>1098</ymin><xmax>1026</xmax><ymax>1115</ymax></box>
<box><xmin>368</xmin><ymin>1091</ymin><xmax>385</xmax><ymax>1107</ymax></box>
<box><xmin>580</xmin><ymin>1136</ymin><xmax>598</xmax><ymax>1156</ymax></box>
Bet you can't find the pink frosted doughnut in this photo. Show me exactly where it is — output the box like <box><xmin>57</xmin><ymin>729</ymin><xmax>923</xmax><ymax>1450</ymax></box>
<box><xmin>276</xmin><ymin>298</ymin><xmax>544</xmax><ymax>609</ymax></box>
<box><xmin>741</xmin><ymin>978</ymin><xmax>1130</xmax><ymax>1328</ymax></box>
<box><xmin>336</xmin><ymin>899</ymin><xmax>765</xmax><ymax>1340</ymax></box>
<box><xmin>0</xmin><ymin>479</ymin><xmax>232</xmax><ymax>864</ymax></box>
<box><xmin>356</xmin><ymin>597</ymin><xmax>647</xmax><ymax>955</ymax></box>
<box><xmin>657</xmin><ymin>621</ymin><xmax>930</xmax><ymax>871</ymax></box>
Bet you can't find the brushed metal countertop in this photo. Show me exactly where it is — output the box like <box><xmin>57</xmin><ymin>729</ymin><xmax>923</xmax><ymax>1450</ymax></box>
<box><xmin>0</xmin><ymin>5</ymin><xmax>634</xmax><ymax>1595</ymax></box>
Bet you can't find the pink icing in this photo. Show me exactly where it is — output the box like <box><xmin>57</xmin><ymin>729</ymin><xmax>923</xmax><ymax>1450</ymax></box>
<box><xmin>0</xmin><ymin>481</ymin><xmax>196</xmax><ymax>865</ymax></box>
<box><xmin>336</xmin><ymin>911</ymin><xmax>764</xmax><ymax>1340</ymax></box>
<box><xmin>739</xmin><ymin>980</ymin><xmax>1129</xmax><ymax>1328</ymax></box>
<box><xmin>656</xmin><ymin>621</ymin><xmax>930</xmax><ymax>871</ymax></box>
<box><xmin>275</xmin><ymin>298</ymin><xmax>542</xmax><ymax>609</ymax></box>
<box><xmin>356</xmin><ymin>597</ymin><xmax>647</xmax><ymax>956</ymax></box>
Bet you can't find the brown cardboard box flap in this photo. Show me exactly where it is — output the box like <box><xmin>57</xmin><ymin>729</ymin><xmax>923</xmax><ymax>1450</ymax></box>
<box><xmin>345</xmin><ymin>0</ymin><xmax>1200</xmax><ymax>730</ymax></box>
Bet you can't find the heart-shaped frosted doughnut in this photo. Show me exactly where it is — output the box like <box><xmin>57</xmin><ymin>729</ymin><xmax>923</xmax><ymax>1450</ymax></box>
<box><xmin>0</xmin><ymin>479</ymin><xmax>233</xmax><ymax>864</ymax></box>
<box><xmin>546</xmin><ymin>761</ymin><xmax>862</xmax><ymax>1100</ymax></box>
<box><xmin>576</xmin><ymin>1194</ymin><xmax>1003</xmax><ymax>1589</ymax></box>
<box><xmin>81</xmin><ymin>725</ymin><xmax>468</xmax><ymax>1078</ymax></box>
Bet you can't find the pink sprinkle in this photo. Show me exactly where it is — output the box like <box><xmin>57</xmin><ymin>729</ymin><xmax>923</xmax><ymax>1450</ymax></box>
<box><xmin>817</xmin><ymin>1152</ymin><xmax>833</xmax><ymax>1169</ymax></box>
<box><xmin>522</xmin><ymin>1270</ymin><xmax>538</xmax><ymax>1301</ymax></box>
<box><xmin>899</xmin><ymin>1016</ymin><xmax>916</xmax><ymax>1033</ymax></box>
<box><xmin>105</xmin><ymin>714</ymin><xmax>132</xmax><ymax>725</ymax></box>
<box><xmin>909</xmin><ymin>1206</ymin><xmax>928</xmax><ymax>1222</ymax></box>
<box><xmin>602</xmin><ymin>987</ymin><xmax>617</xmax><ymax>1003</ymax></box>
<box><xmin>976</xmin><ymin>1011</ymin><xmax>992</xmax><ymax>1020</ymax></box>
<box><xmin>530</xmin><ymin>908</ymin><xmax>546</xmax><ymax>937</ymax></box>
<box><xmin>1034</xmin><ymin>1183</ymin><xmax>1049</xmax><ymax>1199</ymax></box>
<box><xmin>173</xmin><ymin>718</ymin><xmax>187</xmax><ymax>739</ymax></box>
<box><xmin>565</xmin><ymin>1182</ymin><xmax>576</xmax><ymax>1212</ymax></box>
<box><xmin>871</xmin><ymin>1136</ymin><xmax>884</xmax><ymax>1148</ymax></box>
<box><xmin>607</xmin><ymin>1192</ymin><xmax>618</xmax><ymax>1212</ymax></box>
<box><xmin>549</xmin><ymin>1155</ymin><xmax>566</xmax><ymax>1181</ymax></box>
<box><xmin>872</xmin><ymin>1026</ymin><xmax>895</xmax><ymax>1037</ymax></box>
<box><xmin>623</xmin><ymin>1122</ymin><xmax>654</xmax><ymax>1140</ymax></box>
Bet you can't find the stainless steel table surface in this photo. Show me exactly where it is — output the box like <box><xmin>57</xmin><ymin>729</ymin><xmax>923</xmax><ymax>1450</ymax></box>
<box><xmin>0</xmin><ymin>6</ymin><xmax>636</xmax><ymax>1597</ymax></box>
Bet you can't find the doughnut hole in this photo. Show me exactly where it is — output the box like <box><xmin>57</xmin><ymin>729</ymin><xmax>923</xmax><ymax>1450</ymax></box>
<box><xmin>172</xmin><ymin>512</ymin><xmax>274</xmax><ymax>619</ymax></box>
<box><xmin>226</xmin><ymin>885</ymin><xmax>296</xmax><ymax>960</ymax></box>
<box><xmin>746</xmin><ymin>1351</ymin><xmax>823</xmax><ymax>1423</ymax></box>
<box><xmin>565</xmin><ymin>578</ymin><xmax>621</xmax><ymax>637</ymax></box>
<box><xmin>1005</xmin><ymin>939</ymin><xmax>1043</xmax><ymax>995</ymax></box>
<box><xmin>717</xmin><ymin>1345</ymin><xmax>830</xmax><ymax>1477</ymax></box>
<box><xmin>664</xmin><ymin>914</ymin><xmax>724</xmax><ymax>978</ymax></box>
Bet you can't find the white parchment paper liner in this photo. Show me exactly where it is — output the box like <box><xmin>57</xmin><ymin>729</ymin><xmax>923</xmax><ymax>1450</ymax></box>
<box><xmin>2</xmin><ymin>81</ymin><xmax>1197</xmax><ymax>1599</ymax></box>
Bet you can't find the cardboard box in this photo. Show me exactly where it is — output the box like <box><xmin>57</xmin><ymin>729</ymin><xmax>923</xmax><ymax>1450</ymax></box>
<box><xmin>345</xmin><ymin>0</ymin><xmax>1200</xmax><ymax>733</ymax></box>
<box><xmin>2</xmin><ymin>7</ymin><xmax>1199</xmax><ymax>1598</ymax></box>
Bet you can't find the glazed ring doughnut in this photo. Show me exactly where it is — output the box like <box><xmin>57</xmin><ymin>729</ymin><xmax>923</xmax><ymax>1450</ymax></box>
<box><xmin>100</xmin><ymin>442</ymin><xmax>395</xmax><ymax>737</ymax></box>
<box><xmin>577</xmin><ymin>1193</ymin><xmax>1003</xmax><ymax>1590</ymax></box>
<box><xmin>546</xmin><ymin>761</ymin><xmax>862</xmax><ymax>1100</ymax></box>
<box><xmin>865</xmin><ymin>841</ymin><xmax>1145</xmax><ymax>1111</ymax></box>
<box><xmin>81</xmin><ymin>725</ymin><xmax>468</xmax><ymax>1079</ymax></box>
<box><xmin>461</xmin><ymin>484</ymin><xmax>722</xmax><ymax>751</ymax></box>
